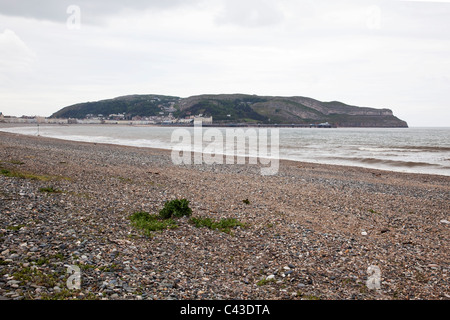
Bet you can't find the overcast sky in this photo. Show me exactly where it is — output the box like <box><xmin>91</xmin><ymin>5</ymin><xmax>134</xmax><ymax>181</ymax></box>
<box><xmin>1</xmin><ymin>0</ymin><xmax>449</xmax><ymax>126</ymax></box>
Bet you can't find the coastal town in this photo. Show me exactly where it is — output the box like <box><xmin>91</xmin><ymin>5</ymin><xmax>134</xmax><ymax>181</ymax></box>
<box><xmin>0</xmin><ymin>110</ymin><xmax>213</xmax><ymax>126</ymax></box>
<box><xmin>0</xmin><ymin>111</ymin><xmax>334</xmax><ymax>128</ymax></box>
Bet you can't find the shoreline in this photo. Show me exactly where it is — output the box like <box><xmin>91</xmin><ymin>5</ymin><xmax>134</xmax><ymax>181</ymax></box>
<box><xmin>1</xmin><ymin>130</ymin><xmax>447</xmax><ymax>179</ymax></box>
<box><xmin>0</xmin><ymin>131</ymin><xmax>449</xmax><ymax>300</ymax></box>
<box><xmin>1</xmin><ymin>125</ymin><xmax>449</xmax><ymax>178</ymax></box>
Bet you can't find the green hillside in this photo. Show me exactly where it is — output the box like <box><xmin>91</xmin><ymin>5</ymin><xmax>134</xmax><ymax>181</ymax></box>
<box><xmin>51</xmin><ymin>95</ymin><xmax>180</xmax><ymax>119</ymax></box>
<box><xmin>51</xmin><ymin>93</ymin><xmax>408</xmax><ymax>127</ymax></box>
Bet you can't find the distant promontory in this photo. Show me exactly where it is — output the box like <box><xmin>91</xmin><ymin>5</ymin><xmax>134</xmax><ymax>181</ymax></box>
<box><xmin>50</xmin><ymin>94</ymin><xmax>408</xmax><ymax>127</ymax></box>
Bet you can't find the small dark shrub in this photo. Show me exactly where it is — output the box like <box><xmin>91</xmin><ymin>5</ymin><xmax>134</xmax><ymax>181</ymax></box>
<box><xmin>159</xmin><ymin>199</ymin><xmax>192</xmax><ymax>219</ymax></box>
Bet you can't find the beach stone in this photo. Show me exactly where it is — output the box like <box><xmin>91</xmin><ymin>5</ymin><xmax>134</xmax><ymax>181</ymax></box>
<box><xmin>7</xmin><ymin>280</ymin><xmax>20</xmax><ymax>288</ymax></box>
<box><xmin>160</xmin><ymin>280</ymin><xmax>173</xmax><ymax>288</ymax></box>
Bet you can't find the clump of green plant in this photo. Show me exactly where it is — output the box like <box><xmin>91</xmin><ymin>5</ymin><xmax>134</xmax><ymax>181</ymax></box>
<box><xmin>116</xmin><ymin>176</ymin><xmax>133</xmax><ymax>183</ymax></box>
<box><xmin>39</xmin><ymin>186</ymin><xmax>62</xmax><ymax>193</ymax></box>
<box><xmin>41</xmin><ymin>289</ymin><xmax>98</xmax><ymax>300</ymax></box>
<box><xmin>299</xmin><ymin>293</ymin><xmax>321</xmax><ymax>300</ymax></box>
<box><xmin>129</xmin><ymin>211</ymin><xmax>178</xmax><ymax>236</ymax></box>
<box><xmin>190</xmin><ymin>217</ymin><xmax>246</xmax><ymax>234</ymax></box>
<box><xmin>9</xmin><ymin>160</ymin><xmax>25</xmax><ymax>165</ymax></box>
<box><xmin>159</xmin><ymin>199</ymin><xmax>192</xmax><ymax>219</ymax></box>
<box><xmin>242</xmin><ymin>199</ymin><xmax>250</xmax><ymax>205</ymax></box>
<box><xmin>257</xmin><ymin>277</ymin><xmax>275</xmax><ymax>286</ymax></box>
<box><xmin>0</xmin><ymin>168</ymin><xmax>54</xmax><ymax>181</ymax></box>
<box><xmin>129</xmin><ymin>199</ymin><xmax>194</xmax><ymax>236</ymax></box>
<box><xmin>98</xmin><ymin>264</ymin><xmax>119</xmax><ymax>272</ymax></box>
<box><xmin>6</xmin><ymin>224</ymin><xmax>25</xmax><ymax>231</ymax></box>
<box><xmin>13</xmin><ymin>266</ymin><xmax>59</xmax><ymax>287</ymax></box>
<box><xmin>34</xmin><ymin>257</ymin><xmax>50</xmax><ymax>266</ymax></box>
<box><xmin>1</xmin><ymin>169</ymin><xmax>12</xmax><ymax>176</ymax></box>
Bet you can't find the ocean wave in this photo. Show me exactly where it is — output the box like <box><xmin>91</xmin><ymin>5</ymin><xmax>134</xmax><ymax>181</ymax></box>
<box><xmin>330</xmin><ymin>156</ymin><xmax>440</xmax><ymax>168</ymax></box>
<box><xmin>391</xmin><ymin>145</ymin><xmax>450</xmax><ymax>152</ymax></box>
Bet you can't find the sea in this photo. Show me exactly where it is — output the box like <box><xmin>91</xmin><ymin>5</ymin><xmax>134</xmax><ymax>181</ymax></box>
<box><xmin>1</xmin><ymin>125</ymin><xmax>449</xmax><ymax>177</ymax></box>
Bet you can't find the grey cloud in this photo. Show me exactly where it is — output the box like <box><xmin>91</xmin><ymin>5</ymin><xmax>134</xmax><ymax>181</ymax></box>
<box><xmin>0</xmin><ymin>0</ymin><xmax>202</xmax><ymax>23</ymax></box>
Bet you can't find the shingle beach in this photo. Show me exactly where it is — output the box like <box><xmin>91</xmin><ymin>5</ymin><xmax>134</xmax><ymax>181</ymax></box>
<box><xmin>0</xmin><ymin>130</ymin><xmax>448</xmax><ymax>300</ymax></box>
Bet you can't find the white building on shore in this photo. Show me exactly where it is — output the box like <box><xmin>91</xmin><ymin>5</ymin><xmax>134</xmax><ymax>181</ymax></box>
<box><xmin>194</xmin><ymin>115</ymin><xmax>213</xmax><ymax>124</ymax></box>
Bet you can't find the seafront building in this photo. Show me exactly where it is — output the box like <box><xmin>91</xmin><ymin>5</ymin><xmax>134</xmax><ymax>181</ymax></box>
<box><xmin>0</xmin><ymin>113</ymin><xmax>213</xmax><ymax>126</ymax></box>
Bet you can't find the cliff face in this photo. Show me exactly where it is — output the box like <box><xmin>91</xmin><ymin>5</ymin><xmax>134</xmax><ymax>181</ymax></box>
<box><xmin>178</xmin><ymin>94</ymin><xmax>408</xmax><ymax>127</ymax></box>
<box><xmin>51</xmin><ymin>93</ymin><xmax>408</xmax><ymax>127</ymax></box>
